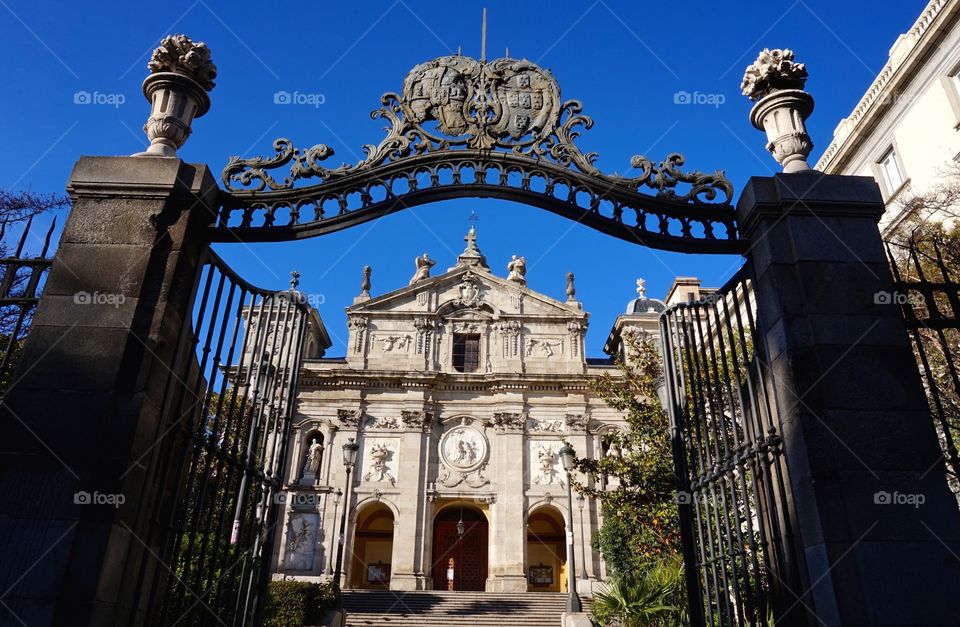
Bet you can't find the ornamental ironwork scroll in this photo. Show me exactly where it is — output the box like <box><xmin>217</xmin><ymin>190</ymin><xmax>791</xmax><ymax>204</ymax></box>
<box><xmin>216</xmin><ymin>54</ymin><xmax>742</xmax><ymax>254</ymax></box>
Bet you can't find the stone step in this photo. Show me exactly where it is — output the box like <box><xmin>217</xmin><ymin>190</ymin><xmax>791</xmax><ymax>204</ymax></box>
<box><xmin>341</xmin><ymin>590</ymin><xmax>590</xmax><ymax>627</ymax></box>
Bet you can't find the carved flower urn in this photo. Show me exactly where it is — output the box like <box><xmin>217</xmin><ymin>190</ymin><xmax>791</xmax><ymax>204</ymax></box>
<box><xmin>134</xmin><ymin>35</ymin><xmax>217</xmax><ymax>158</ymax></box>
<box><xmin>742</xmin><ymin>49</ymin><xmax>814</xmax><ymax>173</ymax></box>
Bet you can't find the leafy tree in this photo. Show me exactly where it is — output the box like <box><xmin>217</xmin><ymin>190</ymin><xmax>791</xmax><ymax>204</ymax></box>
<box><xmin>572</xmin><ymin>332</ymin><xmax>681</xmax><ymax>576</ymax></box>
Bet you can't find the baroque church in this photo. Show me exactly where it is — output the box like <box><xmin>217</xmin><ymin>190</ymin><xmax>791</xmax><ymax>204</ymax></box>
<box><xmin>270</xmin><ymin>227</ymin><xmax>666</xmax><ymax>594</ymax></box>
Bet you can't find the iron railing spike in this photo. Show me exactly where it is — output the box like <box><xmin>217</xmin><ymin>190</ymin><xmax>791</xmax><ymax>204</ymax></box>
<box><xmin>40</xmin><ymin>216</ymin><xmax>56</xmax><ymax>258</ymax></box>
<box><xmin>14</xmin><ymin>215</ymin><xmax>33</xmax><ymax>259</ymax></box>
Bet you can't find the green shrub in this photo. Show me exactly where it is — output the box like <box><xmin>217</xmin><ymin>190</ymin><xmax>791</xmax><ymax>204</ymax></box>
<box><xmin>591</xmin><ymin>556</ymin><xmax>688</xmax><ymax>626</ymax></box>
<box><xmin>264</xmin><ymin>579</ymin><xmax>340</xmax><ymax>627</ymax></box>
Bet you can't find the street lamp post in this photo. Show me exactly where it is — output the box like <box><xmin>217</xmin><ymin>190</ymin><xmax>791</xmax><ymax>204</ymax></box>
<box><xmin>333</xmin><ymin>438</ymin><xmax>359</xmax><ymax>588</ymax></box>
<box><xmin>325</xmin><ymin>488</ymin><xmax>343</xmax><ymax>575</ymax></box>
<box><xmin>558</xmin><ymin>443</ymin><xmax>583</xmax><ymax>613</ymax></box>
<box><xmin>576</xmin><ymin>493</ymin><xmax>587</xmax><ymax>580</ymax></box>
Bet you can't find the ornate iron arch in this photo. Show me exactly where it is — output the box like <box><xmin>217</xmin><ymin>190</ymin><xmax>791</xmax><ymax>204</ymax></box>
<box><xmin>216</xmin><ymin>54</ymin><xmax>743</xmax><ymax>254</ymax></box>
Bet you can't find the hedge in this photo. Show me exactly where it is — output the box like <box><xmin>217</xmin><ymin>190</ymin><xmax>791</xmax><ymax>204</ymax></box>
<box><xmin>263</xmin><ymin>579</ymin><xmax>340</xmax><ymax>627</ymax></box>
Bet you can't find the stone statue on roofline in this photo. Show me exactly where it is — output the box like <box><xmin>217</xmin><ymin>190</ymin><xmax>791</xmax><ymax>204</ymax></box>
<box><xmin>409</xmin><ymin>253</ymin><xmax>436</xmax><ymax>284</ymax></box>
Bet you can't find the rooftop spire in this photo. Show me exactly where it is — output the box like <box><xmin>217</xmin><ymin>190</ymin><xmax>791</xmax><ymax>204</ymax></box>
<box><xmin>453</xmin><ymin>225</ymin><xmax>489</xmax><ymax>270</ymax></box>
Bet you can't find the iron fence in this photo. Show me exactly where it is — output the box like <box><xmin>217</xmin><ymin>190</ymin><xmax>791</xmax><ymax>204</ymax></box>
<box><xmin>131</xmin><ymin>250</ymin><xmax>309</xmax><ymax>626</ymax></box>
<box><xmin>0</xmin><ymin>215</ymin><xmax>56</xmax><ymax>395</ymax></box>
<box><xmin>886</xmin><ymin>237</ymin><xmax>960</xmax><ymax>499</ymax></box>
<box><xmin>659</xmin><ymin>265</ymin><xmax>806</xmax><ymax>626</ymax></box>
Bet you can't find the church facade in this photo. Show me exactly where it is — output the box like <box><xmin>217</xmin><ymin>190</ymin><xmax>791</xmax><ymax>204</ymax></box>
<box><xmin>270</xmin><ymin>229</ymin><xmax>660</xmax><ymax>594</ymax></box>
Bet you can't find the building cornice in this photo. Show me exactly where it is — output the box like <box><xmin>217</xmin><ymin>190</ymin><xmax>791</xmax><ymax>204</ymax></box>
<box><xmin>297</xmin><ymin>367</ymin><xmax>613</xmax><ymax>392</ymax></box>
<box><xmin>816</xmin><ymin>0</ymin><xmax>959</xmax><ymax>172</ymax></box>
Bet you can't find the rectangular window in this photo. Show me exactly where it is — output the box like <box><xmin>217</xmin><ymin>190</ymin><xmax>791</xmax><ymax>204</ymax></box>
<box><xmin>452</xmin><ymin>334</ymin><xmax>480</xmax><ymax>373</ymax></box>
<box><xmin>878</xmin><ymin>148</ymin><xmax>905</xmax><ymax>195</ymax></box>
<box><xmin>942</xmin><ymin>72</ymin><xmax>960</xmax><ymax>127</ymax></box>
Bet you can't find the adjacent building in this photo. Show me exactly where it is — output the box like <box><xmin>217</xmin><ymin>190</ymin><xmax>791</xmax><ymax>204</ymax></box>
<box><xmin>816</xmin><ymin>0</ymin><xmax>960</xmax><ymax>234</ymax></box>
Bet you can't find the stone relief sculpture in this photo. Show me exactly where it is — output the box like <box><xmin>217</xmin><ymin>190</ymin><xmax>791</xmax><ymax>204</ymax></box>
<box><xmin>455</xmin><ymin>439</ymin><xmax>478</xmax><ymax>464</ymax></box>
<box><xmin>284</xmin><ymin>514</ymin><xmax>317</xmax><ymax>571</ymax></box>
<box><xmin>565</xmin><ymin>413</ymin><xmax>588</xmax><ymax>432</ymax></box>
<box><xmin>494</xmin><ymin>320</ymin><xmax>522</xmax><ymax>358</ymax></box>
<box><xmin>492</xmin><ymin>412</ymin><xmax>525</xmax><ymax>432</ymax></box>
<box><xmin>527</xmin><ymin>418</ymin><xmax>564</xmax><ymax>433</ymax></box>
<box><xmin>455</xmin><ymin>275</ymin><xmax>483</xmax><ymax>308</ymax></box>
<box><xmin>526</xmin><ymin>338</ymin><xmax>560</xmax><ymax>358</ymax></box>
<box><xmin>506</xmin><ymin>255</ymin><xmax>527</xmax><ymax>285</ymax></box>
<box><xmin>378</xmin><ymin>334</ymin><xmax>412</xmax><ymax>352</ymax></box>
<box><xmin>368</xmin><ymin>416</ymin><xmax>401</xmax><ymax>429</ymax></box>
<box><xmin>409</xmin><ymin>253</ymin><xmax>436</xmax><ymax>285</ymax></box>
<box><xmin>401</xmin><ymin>410</ymin><xmax>434</xmax><ymax>431</ymax></box>
<box><xmin>437</xmin><ymin>423</ymin><xmax>490</xmax><ymax>488</ymax></box>
<box><xmin>337</xmin><ymin>408</ymin><xmax>363</xmax><ymax>428</ymax></box>
<box><xmin>413</xmin><ymin>317</ymin><xmax>435</xmax><ymax>355</ymax></box>
<box><xmin>567</xmin><ymin>321</ymin><xmax>586</xmax><ymax>357</ymax></box>
<box><xmin>348</xmin><ymin>316</ymin><xmax>368</xmax><ymax>353</ymax></box>
<box><xmin>533</xmin><ymin>445</ymin><xmax>564</xmax><ymax>487</ymax></box>
<box><xmin>363</xmin><ymin>443</ymin><xmax>396</xmax><ymax>485</ymax></box>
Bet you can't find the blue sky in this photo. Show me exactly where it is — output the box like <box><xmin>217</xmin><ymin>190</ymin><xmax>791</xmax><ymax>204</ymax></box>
<box><xmin>0</xmin><ymin>0</ymin><xmax>926</xmax><ymax>356</ymax></box>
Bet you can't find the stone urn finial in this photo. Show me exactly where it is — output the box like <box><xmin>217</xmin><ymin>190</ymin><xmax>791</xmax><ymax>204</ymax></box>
<box><xmin>133</xmin><ymin>35</ymin><xmax>217</xmax><ymax>158</ymax></box>
<box><xmin>742</xmin><ymin>48</ymin><xmax>814</xmax><ymax>173</ymax></box>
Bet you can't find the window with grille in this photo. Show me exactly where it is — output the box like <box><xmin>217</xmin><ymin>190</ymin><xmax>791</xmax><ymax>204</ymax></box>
<box><xmin>452</xmin><ymin>334</ymin><xmax>481</xmax><ymax>373</ymax></box>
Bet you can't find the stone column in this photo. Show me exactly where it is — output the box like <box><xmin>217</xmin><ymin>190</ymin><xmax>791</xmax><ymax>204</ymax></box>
<box><xmin>563</xmin><ymin>415</ymin><xmax>592</xmax><ymax>595</ymax></box>
<box><xmin>739</xmin><ymin>172</ymin><xmax>960</xmax><ymax>625</ymax></box>
<box><xmin>0</xmin><ymin>156</ymin><xmax>218</xmax><ymax>626</ymax></box>
<box><xmin>289</xmin><ymin>426</ymin><xmax>303</xmax><ymax>484</ymax></box>
<box><xmin>488</xmin><ymin>412</ymin><xmax>527</xmax><ymax>592</ymax></box>
<box><xmin>389</xmin><ymin>419</ymin><xmax>429</xmax><ymax>590</ymax></box>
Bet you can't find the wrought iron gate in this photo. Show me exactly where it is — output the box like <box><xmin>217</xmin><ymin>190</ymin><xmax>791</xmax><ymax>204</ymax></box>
<box><xmin>659</xmin><ymin>266</ymin><xmax>805</xmax><ymax>626</ymax></box>
<box><xmin>133</xmin><ymin>250</ymin><xmax>309</xmax><ymax>626</ymax></box>
<box><xmin>886</xmin><ymin>237</ymin><xmax>960</xmax><ymax>499</ymax></box>
<box><xmin>0</xmin><ymin>215</ymin><xmax>56</xmax><ymax>394</ymax></box>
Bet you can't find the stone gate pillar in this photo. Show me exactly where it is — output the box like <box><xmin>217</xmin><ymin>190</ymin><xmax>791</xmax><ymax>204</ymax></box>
<box><xmin>0</xmin><ymin>156</ymin><xmax>218</xmax><ymax>626</ymax></box>
<box><xmin>739</xmin><ymin>171</ymin><xmax>960</xmax><ymax>625</ymax></box>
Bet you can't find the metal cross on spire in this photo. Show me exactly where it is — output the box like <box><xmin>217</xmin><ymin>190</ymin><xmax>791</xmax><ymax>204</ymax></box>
<box><xmin>465</xmin><ymin>225</ymin><xmax>478</xmax><ymax>251</ymax></box>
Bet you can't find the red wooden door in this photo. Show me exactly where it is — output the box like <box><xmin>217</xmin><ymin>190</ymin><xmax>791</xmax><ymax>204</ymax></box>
<box><xmin>432</xmin><ymin>513</ymin><xmax>488</xmax><ymax>591</ymax></box>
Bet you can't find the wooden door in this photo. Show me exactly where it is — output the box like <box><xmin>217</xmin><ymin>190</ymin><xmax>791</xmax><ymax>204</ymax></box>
<box><xmin>432</xmin><ymin>512</ymin><xmax>488</xmax><ymax>591</ymax></box>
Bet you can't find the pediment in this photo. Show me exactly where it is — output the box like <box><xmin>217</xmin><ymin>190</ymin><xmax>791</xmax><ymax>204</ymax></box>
<box><xmin>347</xmin><ymin>266</ymin><xmax>586</xmax><ymax>321</ymax></box>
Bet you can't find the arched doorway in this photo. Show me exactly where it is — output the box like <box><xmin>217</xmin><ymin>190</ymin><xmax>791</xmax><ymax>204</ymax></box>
<box><xmin>432</xmin><ymin>504</ymin><xmax>488</xmax><ymax>591</ymax></box>
<box><xmin>349</xmin><ymin>503</ymin><xmax>395</xmax><ymax>589</ymax></box>
<box><xmin>526</xmin><ymin>506</ymin><xmax>567</xmax><ymax>593</ymax></box>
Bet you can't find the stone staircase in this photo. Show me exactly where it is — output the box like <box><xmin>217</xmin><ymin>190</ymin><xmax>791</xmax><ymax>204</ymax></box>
<box><xmin>341</xmin><ymin>589</ymin><xmax>591</xmax><ymax>626</ymax></box>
